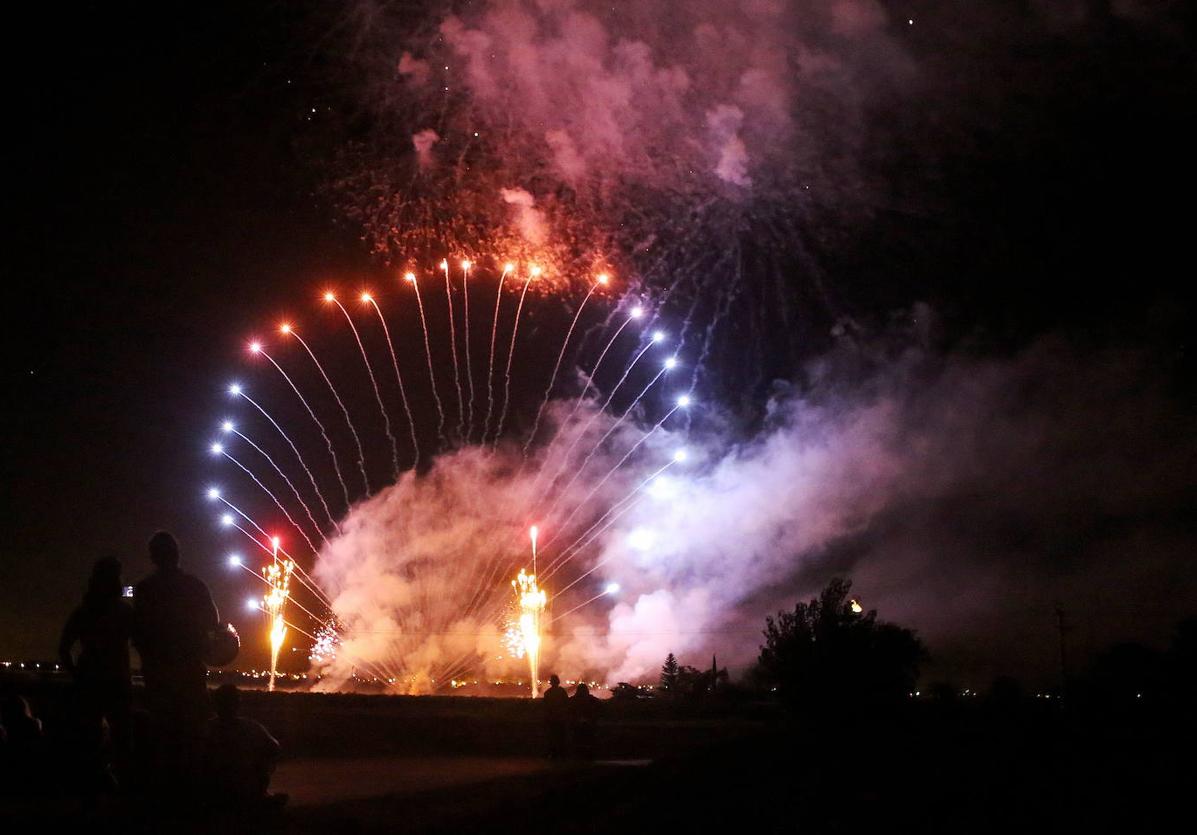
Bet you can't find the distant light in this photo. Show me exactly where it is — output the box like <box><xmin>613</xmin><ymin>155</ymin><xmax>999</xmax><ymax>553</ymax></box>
<box><xmin>630</xmin><ymin>306</ymin><xmax>644</xmax><ymax>319</ymax></box>
<box><xmin>280</xmin><ymin>323</ymin><xmax>291</xmax><ymax>334</ymax></box>
<box><xmin>440</xmin><ymin>259</ymin><xmax>449</xmax><ymax>270</ymax></box>
<box><xmin>672</xmin><ymin>449</ymin><xmax>687</xmax><ymax>462</ymax></box>
<box><xmin>361</xmin><ymin>292</ymin><xmax>373</xmax><ymax>303</ymax></box>
<box><xmin>850</xmin><ymin>599</ymin><xmax>863</xmax><ymax>614</ymax></box>
<box><xmin>461</xmin><ymin>260</ymin><xmax>471</xmax><ymax>270</ymax></box>
<box><xmin>245</xmin><ymin>598</ymin><xmax>259</xmax><ymax>612</ymax></box>
<box><xmin>210</xmin><ymin>443</ymin><xmax>224</xmax><ymax>455</ymax></box>
<box><xmin>323</xmin><ymin>291</ymin><xmax>335</xmax><ymax>302</ymax></box>
<box><xmin>221</xmin><ymin>420</ymin><xmax>234</xmax><ymax>433</ymax></box>
<box><xmin>249</xmin><ymin>341</ymin><xmax>262</xmax><ymax>353</ymax></box>
<box><xmin>652</xmin><ymin>331</ymin><xmax>665</xmax><ymax>343</ymax></box>
<box><xmin>503</xmin><ymin>262</ymin><xmax>515</xmax><ymax>272</ymax></box>
<box><xmin>664</xmin><ymin>357</ymin><xmax>678</xmax><ymax>370</ymax></box>
<box><xmin>228</xmin><ymin>554</ymin><xmax>242</xmax><ymax>567</ymax></box>
<box><xmin>403</xmin><ymin>272</ymin><xmax>416</xmax><ymax>283</ymax></box>
<box><xmin>676</xmin><ymin>394</ymin><xmax>691</xmax><ymax>408</ymax></box>
<box><xmin>220</xmin><ymin>514</ymin><xmax>234</xmax><ymax>527</ymax></box>
<box><xmin>529</xmin><ymin>265</ymin><xmax>542</xmax><ymax>277</ymax></box>
<box><xmin>604</xmin><ymin>582</ymin><xmax>621</xmax><ymax>595</ymax></box>
<box><xmin>206</xmin><ymin>487</ymin><xmax>220</xmax><ymax>500</ymax></box>
<box><xmin>228</xmin><ymin>383</ymin><xmax>242</xmax><ymax>396</ymax></box>
<box><xmin>271</xmin><ymin>536</ymin><xmax>282</xmax><ymax>552</ymax></box>
<box><xmin>596</xmin><ymin>273</ymin><xmax>610</xmax><ymax>285</ymax></box>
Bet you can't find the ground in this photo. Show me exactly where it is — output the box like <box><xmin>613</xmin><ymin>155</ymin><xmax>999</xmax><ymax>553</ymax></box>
<box><xmin>0</xmin><ymin>678</ymin><xmax>1192</xmax><ymax>832</ymax></box>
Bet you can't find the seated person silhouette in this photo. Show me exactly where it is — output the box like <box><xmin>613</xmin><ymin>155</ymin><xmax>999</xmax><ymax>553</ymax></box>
<box><xmin>0</xmin><ymin>694</ymin><xmax>46</xmax><ymax>792</ymax></box>
<box><xmin>201</xmin><ymin>685</ymin><xmax>282</xmax><ymax>807</ymax></box>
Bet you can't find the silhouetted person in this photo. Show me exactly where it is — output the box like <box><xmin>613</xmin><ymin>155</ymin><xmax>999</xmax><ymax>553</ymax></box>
<box><xmin>59</xmin><ymin>555</ymin><xmax>134</xmax><ymax>785</ymax></box>
<box><xmin>570</xmin><ymin>682</ymin><xmax>601</xmax><ymax>759</ymax></box>
<box><xmin>0</xmin><ymin>694</ymin><xmax>45</xmax><ymax>793</ymax></box>
<box><xmin>133</xmin><ymin>531</ymin><xmax>219</xmax><ymax>783</ymax></box>
<box><xmin>202</xmin><ymin>685</ymin><xmax>281</xmax><ymax>809</ymax></box>
<box><xmin>543</xmin><ymin>674</ymin><xmax>569</xmax><ymax>758</ymax></box>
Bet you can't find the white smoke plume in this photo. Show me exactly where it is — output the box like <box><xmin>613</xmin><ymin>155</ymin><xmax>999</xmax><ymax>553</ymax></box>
<box><xmin>312</xmin><ymin>308</ymin><xmax>1196</xmax><ymax>688</ymax></box>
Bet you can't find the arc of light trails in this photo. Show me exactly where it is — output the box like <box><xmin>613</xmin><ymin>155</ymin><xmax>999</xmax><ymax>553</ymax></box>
<box><xmin>482</xmin><ymin>263</ymin><xmax>514</xmax><ymax>444</ymax></box>
<box><xmin>361</xmin><ymin>295</ymin><xmax>420</xmax><ymax>469</ymax></box>
<box><xmin>532</xmin><ymin>331</ymin><xmax>663</xmax><ymax>509</ymax></box>
<box><xmin>209</xmin><ymin>490</ymin><xmax>331</xmax><ymax>607</ymax></box>
<box><xmin>211</xmin><ymin>445</ymin><xmax>318</xmax><ymax>553</ymax></box>
<box><xmin>284</xmin><ymin>327</ymin><xmax>371</xmax><ymax>495</ymax></box>
<box><xmin>229</xmin><ymin>385</ymin><xmax>335</xmax><ymax>538</ymax></box>
<box><xmin>540</xmin><ymin>456</ymin><xmax>680</xmax><ymax>579</ymax></box>
<box><xmin>536</xmin><ymin>337</ymin><xmax>670</xmax><ymax>521</ymax></box>
<box><xmin>522</xmin><ymin>273</ymin><xmax>609</xmax><ymax>456</ymax></box>
<box><xmin>404</xmin><ymin>272</ymin><xmax>447</xmax><ymax>445</ymax></box>
<box><xmin>326</xmin><ymin>294</ymin><xmax>400</xmax><ymax>477</ymax></box>
<box><xmin>460</xmin><ymin>260</ymin><xmax>476</xmax><ymax>438</ymax></box>
<box><xmin>541</xmin><ymin>358</ymin><xmax>679</xmax><ymax>526</ymax></box>
<box><xmin>492</xmin><ymin>266</ymin><xmax>539</xmax><ymax>445</ymax></box>
<box><xmin>543</xmin><ymin>400</ymin><xmax>688</xmax><ymax>554</ymax></box>
<box><xmin>440</xmin><ymin>259</ymin><xmax>466</xmax><ymax>439</ymax></box>
<box><xmin>529</xmin><ymin>304</ymin><xmax>643</xmax><ymax>489</ymax></box>
<box><xmin>221</xmin><ymin>419</ymin><xmax>335</xmax><ymax>539</ymax></box>
<box><xmin>255</xmin><ymin>342</ymin><xmax>351</xmax><ymax>511</ymax></box>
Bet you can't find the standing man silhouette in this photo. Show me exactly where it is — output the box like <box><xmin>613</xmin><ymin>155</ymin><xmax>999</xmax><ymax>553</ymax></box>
<box><xmin>133</xmin><ymin>531</ymin><xmax>219</xmax><ymax>785</ymax></box>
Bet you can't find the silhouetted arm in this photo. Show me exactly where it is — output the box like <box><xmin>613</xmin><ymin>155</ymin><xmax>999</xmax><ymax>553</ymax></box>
<box><xmin>58</xmin><ymin>608</ymin><xmax>81</xmax><ymax>676</ymax></box>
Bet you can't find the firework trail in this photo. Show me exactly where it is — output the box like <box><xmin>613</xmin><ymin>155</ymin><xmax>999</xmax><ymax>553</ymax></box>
<box><xmin>220</xmin><ymin>422</ymin><xmax>333</xmax><ymax>540</ymax></box>
<box><xmin>211</xmin><ymin>444</ymin><xmax>318</xmax><ymax>553</ymax></box>
<box><xmin>552</xmin><ymin>365</ymin><xmax>677</xmax><ymax>501</ymax></box>
<box><xmin>482</xmin><ymin>263</ymin><xmax>513</xmax><ymax>442</ymax></box>
<box><xmin>540</xmin><ymin>457</ymin><xmax>678</xmax><ymax>577</ymax></box>
<box><xmin>440</xmin><ymin>259</ymin><xmax>466</xmax><ymax>439</ymax></box>
<box><xmin>546</xmin><ymin>399</ymin><xmax>688</xmax><ymax>547</ymax></box>
<box><xmin>493</xmin><ymin>267</ymin><xmax>537</xmax><ymax>444</ymax></box>
<box><xmin>461</xmin><ymin>260</ymin><xmax>476</xmax><ymax>438</ymax></box>
<box><xmin>405</xmin><ymin>272</ymin><xmax>448</xmax><ymax>445</ymax></box>
<box><xmin>522</xmin><ymin>273</ymin><xmax>608</xmax><ymax>456</ymax></box>
<box><xmin>226</xmin><ymin>387</ymin><xmax>334</xmax><ymax>541</ymax></box>
<box><xmin>363</xmin><ymin>296</ymin><xmax>421</xmax><ymax>469</ymax></box>
<box><xmin>257</xmin><ymin>340</ymin><xmax>352</xmax><ymax>510</ymax></box>
<box><xmin>329</xmin><ymin>295</ymin><xmax>400</xmax><ymax>477</ymax></box>
<box><xmin>542</xmin><ymin>454</ymin><xmax>683</xmax><ymax>582</ymax></box>
<box><xmin>528</xmin><ymin>304</ymin><xmax>642</xmax><ymax>494</ymax></box>
<box><xmin>211</xmin><ymin>493</ymin><xmax>335</xmax><ymax>608</ymax></box>
<box><xmin>287</xmin><ymin>327</ymin><xmax>371</xmax><ymax>495</ymax></box>
<box><xmin>533</xmin><ymin>333</ymin><xmax>664</xmax><ymax>508</ymax></box>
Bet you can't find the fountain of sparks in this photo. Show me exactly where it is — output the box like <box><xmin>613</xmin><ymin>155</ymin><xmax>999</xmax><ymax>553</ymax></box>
<box><xmin>262</xmin><ymin>544</ymin><xmax>295</xmax><ymax>692</ymax></box>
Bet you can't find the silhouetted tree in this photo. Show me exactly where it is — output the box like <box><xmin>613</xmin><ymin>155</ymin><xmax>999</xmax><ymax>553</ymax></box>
<box><xmin>758</xmin><ymin>577</ymin><xmax>925</xmax><ymax>713</ymax></box>
<box><xmin>660</xmin><ymin>653</ymin><xmax>679</xmax><ymax>693</ymax></box>
<box><xmin>675</xmin><ymin>665</ymin><xmax>704</xmax><ymax>697</ymax></box>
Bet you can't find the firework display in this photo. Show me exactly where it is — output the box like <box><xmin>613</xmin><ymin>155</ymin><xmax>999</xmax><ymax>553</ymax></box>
<box><xmin>206</xmin><ymin>258</ymin><xmax>693</xmax><ymax>694</ymax></box>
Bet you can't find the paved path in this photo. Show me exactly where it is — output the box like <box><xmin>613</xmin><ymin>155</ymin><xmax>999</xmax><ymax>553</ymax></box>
<box><xmin>273</xmin><ymin>755</ymin><xmax>552</xmax><ymax>806</ymax></box>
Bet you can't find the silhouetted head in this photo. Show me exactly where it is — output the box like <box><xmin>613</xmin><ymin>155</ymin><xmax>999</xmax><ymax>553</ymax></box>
<box><xmin>148</xmin><ymin>531</ymin><xmax>180</xmax><ymax>569</ymax></box>
<box><xmin>575</xmin><ymin>683</ymin><xmax>590</xmax><ymax>697</ymax></box>
<box><xmin>549</xmin><ymin>674</ymin><xmax>560</xmax><ymax>688</ymax></box>
<box><xmin>86</xmin><ymin>556</ymin><xmax>122</xmax><ymax>603</ymax></box>
<box><xmin>212</xmin><ymin>683</ymin><xmax>240</xmax><ymax>720</ymax></box>
<box><xmin>0</xmin><ymin>693</ymin><xmax>33</xmax><ymax>725</ymax></box>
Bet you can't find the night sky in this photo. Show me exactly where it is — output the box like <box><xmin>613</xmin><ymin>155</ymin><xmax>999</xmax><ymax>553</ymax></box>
<box><xmin>3</xmin><ymin>1</ymin><xmax>1195</xmax><ymax>682</ymax></box>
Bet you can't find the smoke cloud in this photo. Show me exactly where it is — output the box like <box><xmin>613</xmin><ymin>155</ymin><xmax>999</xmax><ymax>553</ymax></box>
<box><xmin>313</xmin><ymin>308</ymin><xmax>1195</xmax><ymax>687</ymax></box>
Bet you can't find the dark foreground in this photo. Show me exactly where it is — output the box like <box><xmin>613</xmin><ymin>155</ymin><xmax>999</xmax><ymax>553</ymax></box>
<box><xmin>2</xmin><ymin>681</ymin><xmax>1192</xmax><ymax>833</ymax></box>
